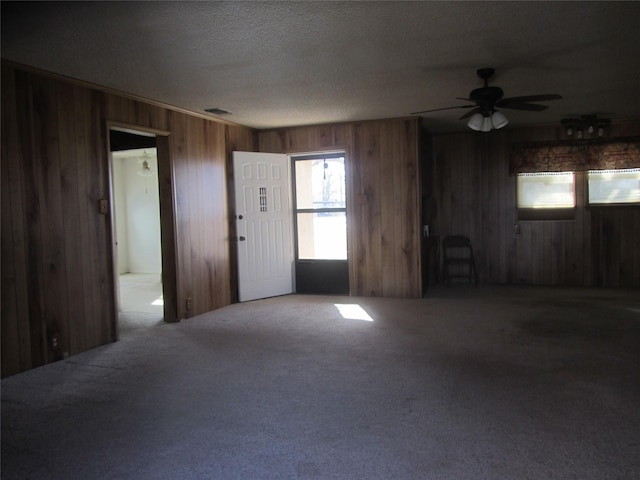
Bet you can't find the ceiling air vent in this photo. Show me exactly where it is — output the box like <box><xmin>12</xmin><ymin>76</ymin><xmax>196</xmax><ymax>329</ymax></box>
<box><xmin>205</xmin><ymin>107</ymin><xmax>231</xmax><ymax>115</ymax></box>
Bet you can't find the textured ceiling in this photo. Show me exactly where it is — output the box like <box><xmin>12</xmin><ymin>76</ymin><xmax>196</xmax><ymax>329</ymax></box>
<box><xmin>2</xmin><ymin>1</ymin><xmax>640</xmax><ymax>132</ymax></box>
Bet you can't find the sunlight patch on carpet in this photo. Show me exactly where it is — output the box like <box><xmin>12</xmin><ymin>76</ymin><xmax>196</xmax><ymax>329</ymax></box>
<box><xmin>151</xmin><ymin>296</ymin><xmax>164</xmax><ymax>306</ymax></box>
<box><xmin>335</xmin><ymin>304</ymin><xmax>373</xmax><ymax>321</ymax></box>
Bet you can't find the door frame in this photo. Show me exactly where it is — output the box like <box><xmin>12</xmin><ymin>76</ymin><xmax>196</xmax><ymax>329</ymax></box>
<box><xmin>290</xmin><ymin>151</ymin><xmax>349</xmax><ymax>294</ymax></box>
<box><xmin>106</xmin><ymin>122</ymin><xmax>179</xmax><ymax>333</ymax></box>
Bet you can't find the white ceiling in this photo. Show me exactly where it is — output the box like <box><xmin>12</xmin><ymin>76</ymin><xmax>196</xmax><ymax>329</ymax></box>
<box><xmin>2</xmin><ymin>1</ymin><xmax>640</xmax><ymax>133</ymax></box>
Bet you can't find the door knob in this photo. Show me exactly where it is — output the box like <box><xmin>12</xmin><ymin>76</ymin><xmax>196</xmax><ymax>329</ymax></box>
<box><xmin>239</xmin><ymin>236</ymin><xmax>246</xmax><ymax>241</ymax></box>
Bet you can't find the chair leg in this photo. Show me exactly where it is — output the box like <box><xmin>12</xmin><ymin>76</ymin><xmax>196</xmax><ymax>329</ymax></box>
<box><xmin>472</xmin><ymin>260</ymin><xmax>478</xmax><ymax>287</ymax></box>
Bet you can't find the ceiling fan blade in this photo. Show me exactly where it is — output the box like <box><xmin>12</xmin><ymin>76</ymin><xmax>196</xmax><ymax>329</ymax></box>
<box><xmin>411</xmin><ymin>104</ymin><xmax>475</xmax><ymax>115</ymax></box>
<box><xmin>497</xmin><ymin>102</ymin><xmax>548</xmax><ymax>111</ymax></box>
<box><xmin>499</xmin><ymin>94</ymin><xmax>562</xmax><ymax>104</ymax></box>
<box><xmin>459</xmin><ymin>107</ymin><xmax>480</xmax><ymax>120</ymax></box>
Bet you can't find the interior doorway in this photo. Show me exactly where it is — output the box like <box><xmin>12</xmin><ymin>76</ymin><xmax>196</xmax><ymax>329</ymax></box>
<box><xmin>109</xmin><ymin>128</ymin><xmax>166</xmax><ymax>333</ymax></box>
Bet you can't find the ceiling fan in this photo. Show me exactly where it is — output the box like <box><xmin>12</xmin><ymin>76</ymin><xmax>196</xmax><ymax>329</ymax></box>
<box><xmin>411</xmin><ymin>68</ymin><xmax>562</xmax><ymax>131</ymax></box>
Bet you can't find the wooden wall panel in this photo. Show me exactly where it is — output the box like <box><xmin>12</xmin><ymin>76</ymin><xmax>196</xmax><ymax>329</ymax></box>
<box><xmin>1</xmin><ymin>64</ymin><xmax>31</xmax><ymax>376</ymax></box>
<box><xmin>1</xmin><ymin>66</ymin><xmax>117</xmax><ymax>377</ymax></box>
<box><xmin>169</xmin><ymin>111</ymin><xmax>193</xmax><ymax>318</ymax></box>
<box><xmin>2</xmin><ymin>63</ymin><xmax>255</xmax><ymax>376</ymax></box>
<box><xmin>258</xmin><ymin>118</ymin><xmax>422</xmax><ymax>298</ymax></box>
<box><xmin>430</xmin><ymin>121</ymin><xmax>640</xmax><ymax>288</ymax></box>
<box><xmin>356</xmin><ymin>121</ymin><xmax>384</xmax><ymax>296</ymax></box>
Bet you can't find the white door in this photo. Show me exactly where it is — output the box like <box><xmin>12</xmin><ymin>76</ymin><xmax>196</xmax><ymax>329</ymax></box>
<box><xmin>233</xmin><ymin>151</ymin><xmax>294</xmax><ymax>302</ymax></box>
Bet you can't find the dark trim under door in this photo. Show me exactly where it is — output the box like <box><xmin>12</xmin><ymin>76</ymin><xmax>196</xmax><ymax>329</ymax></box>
<box><xmin>296</xmin><ymin>260</ymin><xmax>349</xmax><ymax>295</ymax></box>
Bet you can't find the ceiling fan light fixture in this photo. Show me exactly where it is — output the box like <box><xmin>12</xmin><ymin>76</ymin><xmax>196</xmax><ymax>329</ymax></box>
<box><xmin>491</xmin><ymin>110</ymin><xmax>509</xmax><ymax>129</ymax></box>
<box><xmin>414</xmin><ymin>68</ymin><xmax>562</xmax><ymax>131</ymax></box>
<box><xmin>467</xmin><ymin>112</ymin><xmax>485</xmax><ymax>131</ymax></box>
<box><xmin>481</xmin><ymin>115</ymin><xmax>492</xmax><ymax>132</ymax></box>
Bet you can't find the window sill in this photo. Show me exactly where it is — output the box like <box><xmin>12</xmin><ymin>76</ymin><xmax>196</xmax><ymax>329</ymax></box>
<box><xmin>586</xmin><ymin>203</ymin><xmax>640</xmax><ymax>209</ymax></box>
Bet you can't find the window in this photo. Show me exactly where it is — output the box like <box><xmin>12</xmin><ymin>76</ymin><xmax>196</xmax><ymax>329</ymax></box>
<box><xmin>588</xmin><ymin>168</ymin><xmax>640</xmax><ymax>205</ymax></box>
<box><xmin>517</xmin><ymin>172</ymin><xmax>575</xmax><ymax>220</ymax></box>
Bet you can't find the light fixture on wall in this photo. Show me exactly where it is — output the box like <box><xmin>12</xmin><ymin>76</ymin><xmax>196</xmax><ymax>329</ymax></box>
<box><xmin>561</xmin><ymin>115</ymin><xmax>610</xmax><ymax>138</ymax></box>
<box><xmin>467</xmin><ymin>109</ymin><xmax>509</xmax><ymax>132</ymax></box>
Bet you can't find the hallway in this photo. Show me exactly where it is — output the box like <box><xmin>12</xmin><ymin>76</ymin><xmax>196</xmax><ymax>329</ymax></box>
<box><xmin>118</xmin><ymin>273</ymin><xmax>164</xmax><ymax>333</ymax></box>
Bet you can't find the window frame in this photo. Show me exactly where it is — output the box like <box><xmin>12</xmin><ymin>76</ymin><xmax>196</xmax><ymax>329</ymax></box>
<box><xmin>586</xmin><ymin>168</ymin><xmax>640</xmax><ymax>207</ymax></box>
<box><xmin>516</xmin><ymin>171</ymin><xmax>577</xmax><ymax>221</ymax></box>
<box><xmin>291</xmin><ymin>152</ymin><xmax>347</xmax><ymax>261</ymax></box>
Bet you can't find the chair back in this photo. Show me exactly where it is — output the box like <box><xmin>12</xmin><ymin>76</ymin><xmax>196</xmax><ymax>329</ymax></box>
<box><xmin>442</xmin><ymin>235</ymin><xmax>472</xmax><ymax>249</ymax></box>
<box><xmin>441</xmin><ymin>235</ymin><xmax>478</xmax><ymax>286</ymax></box>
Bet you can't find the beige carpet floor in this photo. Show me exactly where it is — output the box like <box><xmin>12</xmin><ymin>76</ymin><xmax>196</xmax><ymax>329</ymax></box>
<box><xmin>2</xmin><ymin>285</ymin><xmax>639</xmax><ymax>479</ymax></box>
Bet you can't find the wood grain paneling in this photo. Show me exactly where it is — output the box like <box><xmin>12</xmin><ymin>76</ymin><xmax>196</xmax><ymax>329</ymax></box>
<box><xmin>258</xmin><ymin>118</ymin><xmax>423</xmax><ymax>298</ymax></box>
<box><xmin>430</xmin><ymin>121</ymin><xmax>640</xmax><ymax>288</ymax></box>
<box><xmin>2</xmin><ymin>67</ymin><xmax>116</xmax><ymax>376</ymax></box>
<box><xmin>1</xmin><ymin>64</ymin><xmax>31</xmax><ymax>375</ymax></box>
<box><xmin>2</xmin><ymin>63</ymin><xmax>255</xmax><ymax>377</ymax></box>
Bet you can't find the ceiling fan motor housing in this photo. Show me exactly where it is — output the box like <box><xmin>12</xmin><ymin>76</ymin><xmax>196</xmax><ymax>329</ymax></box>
<box><xmin>469</xmin><ymin>86</ymin><xmax>504</xmax><ymax>114</ymax></box>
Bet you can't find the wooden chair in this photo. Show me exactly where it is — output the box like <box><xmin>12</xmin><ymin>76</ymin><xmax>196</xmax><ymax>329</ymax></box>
<box><xmin>441</xmin><ymin>235</ymin><xmax>478</xmax><ymax>286</ymax></box>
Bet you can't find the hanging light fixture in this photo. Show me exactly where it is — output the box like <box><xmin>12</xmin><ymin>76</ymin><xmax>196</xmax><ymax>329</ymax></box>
<box><xmin>467</xmin><ymin>109</ymin><xmax>508</xmax><ymax>132</ymax></box>
<box><xmin>137</xmin><ymin>151</ymin><xmax>154</xmax><ymax>177</ymax></box>
<box><xmin>596</xmin><ymin>118</ymin><xmax>611</xmax><ymax>137</ymax></box>
<box><xmin>467</xmin><ymin>112</ymin><xmax>485</xmax><ymax>131</ymax></box>
<box><xmin>491</xmin><ymin>110</ymin><xmax>509</xmax><ymax>129</ymax></box>
<box><xmin>561</xmin><ymin>118</ymin><xmax>575</xmax><ymax>136</ymax></box>
<box><xmin>561</xmin><ymin>115</ymin><xmax>610</xmax><ymax>138</ymax></box>
<box><xmin>136</xmin><ymin>150</ymin><xmax>155</xmax><ymax>194</ymax></box>
<box><xmin>138</xmin><ymin>159</ymin><xmax>154</xmax><ymax>176</ymax></box>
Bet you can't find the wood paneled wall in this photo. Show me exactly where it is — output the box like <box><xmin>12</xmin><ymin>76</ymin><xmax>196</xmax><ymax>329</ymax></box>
<box><xmin>258</xmin><ymin>118</ymin><xmax>423</xmax><ymax>298</ymax></box>
<box><xmin>428</xmin><ymin>121</ymin><xmax>640</xmax><ymax>287</ymax></box>
<box><xmin>1</xmin><ymin>63</ymin><xmax>257</xmax><ymax>377</ymax></box>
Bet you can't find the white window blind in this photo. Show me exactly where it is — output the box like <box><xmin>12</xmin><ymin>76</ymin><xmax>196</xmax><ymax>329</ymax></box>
<box><xmin>588</xmin><ymin>168</ymin><xmax>640</xmax><ymax>204</ymax></box>
<box><xmin>517</xmin><ymin>172</ymin><xmax>575</xmax><ymax>209</ymax></box>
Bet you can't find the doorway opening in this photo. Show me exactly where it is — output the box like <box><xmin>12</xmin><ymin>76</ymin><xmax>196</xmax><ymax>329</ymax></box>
<box><xmin>109</xmin><ymin>129</ymin><xmax>164</xmax><ymax>333</ymax></box>
<box><xmin>292</xmin><ymin>153</ymin><xmax>349</xmax><ymax>294</ymax></box>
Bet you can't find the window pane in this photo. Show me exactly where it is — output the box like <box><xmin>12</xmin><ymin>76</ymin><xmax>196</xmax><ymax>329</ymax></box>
<box><xmin>517</xmin><ymin>172</ymin><xmax>575</xmax><ymax>208</ymax></box>
<box><xmin>296</xmin><ymin>212</ymin><xmax>347</xmax><ymax>260</ymax></box>
<box><xmin>295</xmin><ymin>158</ymin><xmax>345</xmax><ymax>209</ymax></box>
<box><xmin>588</xmin><ymin>169</ymin><xmax>640</xmax><ymax>204</ymax></box>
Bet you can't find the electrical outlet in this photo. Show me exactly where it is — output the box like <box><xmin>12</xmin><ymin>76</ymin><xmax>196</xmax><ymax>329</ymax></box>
<box><xmin>186</xmin><ymin>297</ymin><xmax>192</xmax><ymax>311</ymax></box>
<box><xmin>98</xmin><ymin>198</ymin><xmax>108</xmax><ymax>215</ymax></box>
<box><xmin>51</xmin><ymin>332</ymin><xmax>60</xmax><ymax>350</ymax></box>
